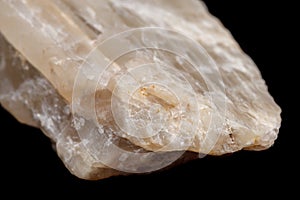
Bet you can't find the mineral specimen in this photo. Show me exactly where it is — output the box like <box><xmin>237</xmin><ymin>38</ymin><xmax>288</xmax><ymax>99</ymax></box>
<box><xmin>0</xmin><ymin>0</ymin><xmax>281</xmax><ymax>180</ymax></box>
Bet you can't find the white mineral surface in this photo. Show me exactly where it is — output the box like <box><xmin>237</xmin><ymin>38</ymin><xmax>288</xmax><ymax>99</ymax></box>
<box><xmin>0</xmin><ymin>0</ymin><xmax>281</xmax><ymax>180</ymax></box>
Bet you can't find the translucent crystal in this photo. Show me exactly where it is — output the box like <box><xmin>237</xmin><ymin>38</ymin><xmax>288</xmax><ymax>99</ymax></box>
<box><xmin>0</xmin><ymin>0</ymin><xmax>281</xmax><ymax>180</ymax></box>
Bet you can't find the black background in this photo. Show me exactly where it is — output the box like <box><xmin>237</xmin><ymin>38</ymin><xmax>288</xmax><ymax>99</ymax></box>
<box><xmin>0</xmin><ymin>0</ymin><xmax>295</xmax><ymax>198</ymax></box>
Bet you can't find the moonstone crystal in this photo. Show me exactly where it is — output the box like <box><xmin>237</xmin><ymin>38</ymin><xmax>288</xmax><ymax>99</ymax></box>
<box><xmin>0</xmin><ymin>0</ymin><xmax>281</xmax><ymax>180</ymax></box>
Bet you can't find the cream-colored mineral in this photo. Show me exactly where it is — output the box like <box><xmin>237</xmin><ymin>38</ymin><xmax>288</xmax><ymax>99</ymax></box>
<box><xmin>0</xmin><ymin>0</ymin><xmax>281</xmax><ymax>180</ymax></box>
